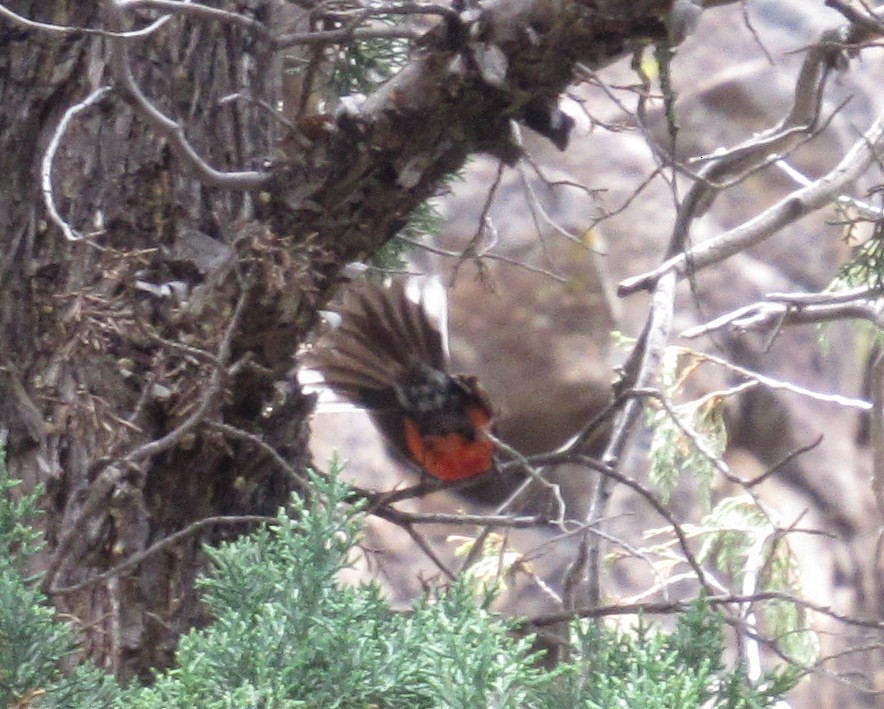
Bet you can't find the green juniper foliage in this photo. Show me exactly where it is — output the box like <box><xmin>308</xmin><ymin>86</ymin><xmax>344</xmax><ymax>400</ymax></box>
<box><xmin>327</xmin><ymin>21</ymin><xmax>409</xmax><ymax>98</ymax></box>
<box><xmin>116</xmin><ymin>470</ymin><xmax>798</xmax><ymax>708</ymax></box>
<box><xmin>542</xmin><ymin>603</ymin><xmax>800</xmax><ymax>709</ymax></box>
<box><xmin>696</xmin><ymin>500</ymin><xmax>817</xmax><ymax>667</ymax></box>
<box><xmin>1</xmin><ymin>455</ymin><xmax>798</xmax><ymax>708</ymax></box>
<box><xmin>648</xmin><ymin>348</ymin><xmax>726</xmax><ymax>508</ymax></box>
<box><xmin>371</xmin><ymin>199</ymin><xmax>445</xmax><ymax>274</ymax></box>
<box><xmin>120</xmin><ymin>471</ymin><xmax>548</xmax><ymax>709</ymax></box>
<box><xmin>0</xmin><ymin>449</ymin><xmax>118</xmax><ymax>709</ymax></box>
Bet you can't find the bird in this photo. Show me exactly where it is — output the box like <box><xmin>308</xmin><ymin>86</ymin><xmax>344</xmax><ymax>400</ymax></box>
<box><xmin>302</xmin><ymin>279</ymin><xmax>496</xmax><ymax>482</ymax></box>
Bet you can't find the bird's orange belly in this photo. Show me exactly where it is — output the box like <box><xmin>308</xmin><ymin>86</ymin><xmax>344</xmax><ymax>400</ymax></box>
<box><xmin>403</xmin><ymin>408</ymin><xmax>494</xmax><ymax>481</ymax></box>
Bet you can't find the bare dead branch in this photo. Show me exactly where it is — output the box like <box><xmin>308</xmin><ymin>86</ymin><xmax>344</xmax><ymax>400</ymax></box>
<box><xmin>40</xmin><ymin>463</ymin><xmax>126</xmax><ymax>594</ymax></box>
<box><xmin>682</xmin><ymin>293</ymin><xmax>884</xmax><ymax>346</ymax></box>
<box><xmin>125</xmin><ymin>287</ymin><xmax>250</xmax><ymax>463</ymax></box>
<box><xmin>104</xmin><ymin>0</ymin><xmax>272</xmax><ymax>189</ymax></box>
<box><xmin>517</xmin><ymin>160</ymin><xmax>585</xmax><ymax>245</ymax></box>
<box><xmin>401</xmin><ymin>521</ymin><xmax>457</xmax><ymax>580</ymax></box>
<box><xmin>738</xmin><ymin>521</ymin><xmax>777</xmax><ymax>681</ymax></box>
<box><xmin>826</xmin><ymin>0</ymin><xmax>884</xmax><ymax>34</ymax></box>
<box><xmin>48</xmin><ymin>514</ymin><xmax>276</xmax><ymax>595</ymax></box>
<box><xmin>454</xmin><ymin>435</ymin><xmax>570</xmax><ymax>577</ymax></box>
<box><xmin>520</xmin><ymin>514</ymin><xmax>658</xmax><ymax>577</ymax></box>
<box><xmin>619</xmin><ymin>7</ymin><xmax>884</xmax><ymax>296</ymax></box>
<box><xmin>450</xmin><ymin>160</ymin><xmax>505</xmax><ymax>283</ymax></box>
<box><xmin>524</xmin><ymin>446</ymin><xmax>710</xmax><ymax>595</ymax></box>
<box><xmin>776</xmin><ymin>156</ymin><xmax>884</xmax><ymax>219</ymax></box>
<box><xmin>207</xmin><ymin>420</ymin><xmax>312</xmax><ymax>491</ymax></box>
<box><xmin>765</xmin><ymin>285</ymin><xmax>879</xmax><ymax>304</ymax></box>
<box><xmin>576</xmin><ymin>270</ymin><xmax>679</xmax><ymax>607</ymax></box>
<box><xmin>370</xmin><ymin>506</ymin><xmax>546</xmax><ymax>528</ymax></box>
<box><xmin>219</xmin><ymin>92</ymin><xmax>299</xmax><ymax>132</ymax></box>
<box><xmin>121</xmin><ymin>0</ymin><xmax>270</xmax><ymax>36</ymax></box>
<box><xmin>490</xmin><ymin>431</ymin><xmax>568</xmax><ymax>531</ymax></box>
<box><xmin>871</xmin><ymin>351</ymin><xmax>884</xmax><ymax>517</ymax></box>
<box><xmin>681</xmin><ymin>96</ymin><xmax>851</xmax><ymax>198</ymax></box>
<box><xmin>0</xmin><ymin>1</ymin><xmax>170</xmax><ymax>37</ymax></box>
<box><xmin>619</xmin><ymin>116</ymin><xmax>884</xmax><ymax>294</ymax></box>
<box><xmin>745</xmin><ymin>435</ymin><xmax>825</xmax><ymax>489</ymax></box>
<box><xmin>397</xmin><ymin>236</ymin><xmax>567</xmax><ymax>282</ymax></box>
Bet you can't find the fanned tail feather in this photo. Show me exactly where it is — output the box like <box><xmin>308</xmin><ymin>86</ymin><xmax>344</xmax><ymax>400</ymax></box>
<box><xmin>302</xmin><ymin>279</ymin><xmax>447</xmax><ymax>405</ymax></box>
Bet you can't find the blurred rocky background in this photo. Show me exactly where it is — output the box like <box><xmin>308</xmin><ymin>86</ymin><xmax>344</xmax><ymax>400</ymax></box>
<box><xmin>310</xmin><ymin>2</ymin><xmax>884</xmax><ymax>705</ymax></box>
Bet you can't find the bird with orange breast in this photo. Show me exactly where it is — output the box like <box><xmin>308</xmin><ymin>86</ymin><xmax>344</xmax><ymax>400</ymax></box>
<box><xmin>303</xmin><ymin>279</ymin><xmax>496</xmax><ymax>483</ymax></box>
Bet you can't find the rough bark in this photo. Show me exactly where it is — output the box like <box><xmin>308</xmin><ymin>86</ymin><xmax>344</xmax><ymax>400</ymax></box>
<box><xmin>0</xmin><ymin>0</ymin><xmax>680</xmax><ymax>681</ymax></box>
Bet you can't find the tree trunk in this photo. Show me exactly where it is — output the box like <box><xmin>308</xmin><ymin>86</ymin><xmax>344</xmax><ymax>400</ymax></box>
<box><xmin>0</xmin><ymin>0</ymin><xmax>309</xmax><ymax>681</ymax></box>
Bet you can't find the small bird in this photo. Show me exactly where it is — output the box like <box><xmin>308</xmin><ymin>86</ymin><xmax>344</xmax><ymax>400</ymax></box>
<box><xmin>303</xmin><ymin>279</ymin><xmax>496</xmax><ymax>482</ymax></box>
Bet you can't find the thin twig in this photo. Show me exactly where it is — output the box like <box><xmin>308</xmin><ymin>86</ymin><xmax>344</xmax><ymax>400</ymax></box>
<box><xmin>580</xmin><ymin>270</ymin><xmax>679</xmax><ymax>607</ymax></box>
<box><xmin>746</xmin><ymin>435</ymin><xmax>825</xmax><ymax>488</ymax></box>
<box><xmin>48</xmin><ymin>514</ymin><xmax>276</xmax><ymax>595</ymax></box>
<box><xmin>690</xmin><ymin>349</ymin><xmax>872</xmax><ymax>412</ymax></box>
<box><xmin>636</xmin><ymin>386</ymin><xmax>731</xmax><ymax>478</ymax></box>
<box><xmin>124</xmin><ymin>288</ymin><xmax>249</xmax><ymax>463</ymax></box>
<box><xmin>208</xmin><ymin>420</ymin><xmax>312</xmax><ymax>491</ymax></box>
<box><xmin>397</xmin><ymin>236</ymin><xmax>567</xmax><ymax>282</ymax></box>
<box><xmin>525</xmin><ymin>590</ymin><xmax>884</xmax><ymax>631</ymax></box>
<box><xmin>682</xmin><ymin>287</ymin><xmax>884</xmax><ymax>338</ymax></box>
<box><xmin>275</xmin><ymin>24</ymin><xmax>420</xmax><ymax>48</ymax></box>
<box><xmin>524</xmin><ymin>447</ymin><xmax>710</xmax><ymax>595</ymax></box>
<box><xmin>370</xmin><ymin>506</ymin><xmax>545</xmax><ymax>529</ymax></box>
<box><xmin>826</xmin><ymin>0</ymin><xmax>884</xmax><ymax>34</ymax></box>
<box><xmin>401</xmin><ymin>522</ymin><xmax>457</xmax><ymax>580</ymax></box>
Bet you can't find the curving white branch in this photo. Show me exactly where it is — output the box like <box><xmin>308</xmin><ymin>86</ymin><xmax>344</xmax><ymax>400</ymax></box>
<box><xmin>41</xmin><ymin>86</ymin><xmax>114</xmax><ymax>242</ymax></box>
